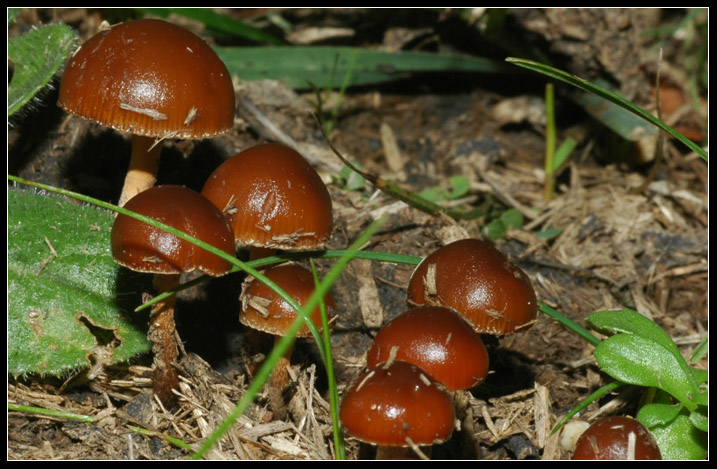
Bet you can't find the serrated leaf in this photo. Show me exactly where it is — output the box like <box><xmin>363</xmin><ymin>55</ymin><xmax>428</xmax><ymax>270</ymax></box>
<box><xmin>8</xmin><ymin>188</ymin><xmax>151</xmax><ymax>376</ymax></box>
<box><xmin>594</xmin><ymin>334</ymin><xmax>701</xmax><ymax>411</ymax></box>
<box><xmin>8</xmin><ymin>23</ymin><xmax>77</xmax><ymax>116</ymax></box>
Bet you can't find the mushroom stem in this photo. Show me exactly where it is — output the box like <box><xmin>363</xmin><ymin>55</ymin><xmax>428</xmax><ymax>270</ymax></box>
<box><xmin>149</xmin><ymin>273</ymin><xmax>181</xmax><ymax>408</ymax></box>
<box><xmin>118</xmin><ymin>135</ymin><xmax>162</xmax><ymax>207</ymax></box>
<box><xmin>270</xmin><ymin>336</ymin><xmax>295</xmax><ymax>390</ymax></box>
<box><xmin>375</xmin><ymin>445</ymin><xmax>431</xmax><ymax>460</ymax></box>
<box><xmin>248</xmin><ymin>246</ymin><xmax>277</xmax><ymax>262</ymax></box>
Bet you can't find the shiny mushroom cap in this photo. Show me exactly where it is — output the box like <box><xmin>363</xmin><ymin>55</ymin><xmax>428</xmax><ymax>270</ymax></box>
<box><xmin>239</xmin><ymin>262</ymin><xmax>335</xmax><ymax>338</ymax></box>
<box><xmin>201</xmin><ymin>143</ymin><xmax>333</xmax><ymax>251</ymax></box>
<box><xmin>111</xmin><ymin>185</ymin><xmax>234</xmax><ymax>276</ymax></box>
<box><xmin>340</xmin><ymin>360</ymin><xmax>455</xmax><ymax>448</ymax></box>
<box><xmin>59</xmin><ymin>18</ymin><xmax>235</xmax><ymax>140</ymax></box>
<box><xmin>572</xmin><ymin>416</ymin><xmax>662</xmax><ymax>460</ymax></box>
<box><xmin>407</xmin><ymin>238</ymin><xmax>538</xmax><ymax>335</ymax></box>
<box><xmin>367</xmin><ymin>306</ymin><xmax>489</xmax><ymax>391</ymax></box>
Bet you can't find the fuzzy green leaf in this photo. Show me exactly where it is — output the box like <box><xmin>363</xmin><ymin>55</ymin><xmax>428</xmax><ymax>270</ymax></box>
<box><xmin>8</xmin><ymin>23</ymin><xmax>77</xmax><ymax>116</ymax></box>
<box><xmin>8</xmin><ymin>188</ymin><xmax>151</xmax><ymax>377</ymax></box>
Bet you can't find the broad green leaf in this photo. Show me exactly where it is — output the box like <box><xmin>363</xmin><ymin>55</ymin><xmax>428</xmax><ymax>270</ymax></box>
<box><xmin>217</xmin><ymin>46</ymin><xmax>512</xmax><ymax>90</ymax></box>
<box><xmin>588</xmin><ymin>309</ymin><xmax>702</xmax><ymax>396</ymax></box>
<box><xmin>8</xmin><ymin>23</ymin><xmax>77</xmax><ymax>116</ymax></box>
<box><xmin>640</xmin><ymin>407</ymin><xmax>708</xmax><ymax>460</ymax></box>
<box><xmin>689</xmin><ymin>407</ymin><xmax>708</xmax><ymax>433</ymax></box>
<box><xmin>594</xmin><ymin>334</ymin><xmax>701</xmax><ymax>411</ymax></box>
<box><xmin>636</xmin><ymin>402</ymin><xmax>684</xmax><ymax>428</ymax></box>
<box><xmin>587</xmin><ymin>309</ymin><xmax>681</xmax><ymax>357</ymax></box>
<box><xmin>8</xmin><ymin>188</ymin><xmax>151</xmax><ymax>376</ymax></box>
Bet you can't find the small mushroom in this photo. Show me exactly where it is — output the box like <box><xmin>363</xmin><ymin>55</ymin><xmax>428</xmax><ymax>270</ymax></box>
<box><xmin>572</xmin><ymin>416</ymin><xmax>662</xmax><ymax>460</ymax></box>
<box><xmin>340</xmin><ymin>360</ymin><xmax>455</xmax><ymax>460</ymax></box>
<box><xmin>111</xmin><ymin>185</ymin><xmax>234</xmax><ymax>407</ymax></box>
<box><xmin>407</xmin><ymin>238</ymin><xmax>538</xmax><ymax>336</ymax></box>
<box><xmin>366</xmin><ymin>306</ymin><xmax>489</xmax><ymax>392</ymax></box>
<box><xmin>58</xmin><ymin>18</ymin><xmax>235</xmax><ymax>207</ymax></box>
<box><xmin>239</xmin><ymin>262</ymin><xmax>335</xmax><ymax>392</ymax></box>
<box><xmin>201</xmin><ymin>143</ymin><xmax>333</xmax><ymax>260</ymax></box>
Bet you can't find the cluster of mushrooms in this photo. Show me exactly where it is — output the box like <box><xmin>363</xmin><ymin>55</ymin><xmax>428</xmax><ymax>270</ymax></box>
<box><xmin>339</xmin><ymin>238</ymin><xmax>539</xmax><ymax>459</ymax></box>
<box><xmin>58</xmin><ymin>17</ymin><xmax>659</xmax><ymax>461</ymax></box>
<box><xmin>57</xmin><ymin>18</ymin><xmax>335</xmax><ymax>409</ymax></box>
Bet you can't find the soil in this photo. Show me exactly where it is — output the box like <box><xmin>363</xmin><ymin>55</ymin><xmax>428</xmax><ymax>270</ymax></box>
<box><xmin>8</xmin><ymin>8</ymin><xmax>708</xmax><ymax>460</ymax></box>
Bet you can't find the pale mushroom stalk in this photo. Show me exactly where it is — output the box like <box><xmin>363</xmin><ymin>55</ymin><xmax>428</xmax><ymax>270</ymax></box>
<box><xmin>118</xmin><ymin>135</ymin><xmax>162</xmax><ymax>207</ymax></box>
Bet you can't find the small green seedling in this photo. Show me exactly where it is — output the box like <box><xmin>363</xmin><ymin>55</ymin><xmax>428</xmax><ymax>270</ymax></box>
<box><xmin>544</xmin><ymin>305</ymin><xmax>708</xmax><ymax>459</ymax></box>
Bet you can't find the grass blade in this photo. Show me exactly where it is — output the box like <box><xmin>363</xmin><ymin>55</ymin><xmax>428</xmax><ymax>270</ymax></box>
<box><xmin>217</xmin><ymin>46</ymin><xmax>513</xmax><ymax>90</ymax></box>
<box><xmin>506</xmin><ymin>57</ymin><xmax>707</xmax><ymax>162</ymax></box>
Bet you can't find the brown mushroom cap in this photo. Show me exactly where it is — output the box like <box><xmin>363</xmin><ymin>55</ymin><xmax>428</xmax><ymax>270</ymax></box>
<box><xmin>58</xmin><ymin>18</ymin><xmax>235</xmax><ymax>139</ymax></box>
<box><xmin>239</xmin><ymin>262</ymin><xmax>335</xmax><ymax>338</ymax></box>
<box><xmin>201</xmin><ymin>143</ymin><xmax>333</xmax><ymax>251</ymax></box>
<box><xmin>572</xmin><ymin>416</ymin><xmax>662</xmax><ymax>460</ymax></box>
<box><xmin>366</xmin><ymin>306</ymin><xmax>489</xmax><ymax>391</ymax></box>
<box><xmin>340</xmin><ymin>360</ymin><xmax>455</xmax><ymax>448</ymax></box>
<box><xmin>111</xmin><ymin>185</ymin><xmax>235</xmax><ymax>276</ymax></box>
<box><xmin>407</xmin><ymin>238</ymin><xmax>538</xmax><ymax>335</ymax></box>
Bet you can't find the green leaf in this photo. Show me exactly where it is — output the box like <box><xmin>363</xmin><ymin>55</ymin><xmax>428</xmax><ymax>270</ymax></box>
<box><xmin>552</xmin><ymin>137</ymin><xmax>577</xmax><ymax>171</ymax></box>
<box><xmin>594</xmin><ymin>334</ymin><xmax>701</xmax><ymax>411</ymax></box>
<box><xmin>338</xmin><ymin>161</ymin><xmax>366</xmax><ymax>191</ymax></box>
<box><xmin>138</xmin><ymin>8</ymin><xmax>285</xmax><ymax>45</ymax></box>
<box><xmin>688</xmin><ymin>406</ymin><xmax>708</xmax><ymax>433</ymax></box>
<box><xmin>690</xmin><ymin>335</ymin><xmax>708</xmax><ymax>364</ymax></box>
<box><xmin>506</xmin><ymin>57</ymin><xmax>708</xmax><ymax>162</ymax></box>
<box><xmin>217</xmin><ymin>46</ymin><xmax>512</xmax><ymax>90</ymax></box>
<box><xmin>636</xmin><ymin>402</ymin><xmax>684</xmax><ymax>428</ymax></box>
<box><xmin>639</xmin><ymin>406</ymin><xmax>708</xmax><ymax>460</ymax></box>
<box><xmin>587</xmin><ymin>309</ymin><xmax>681</xmax><ymax>357</ymax></box>
<box><xmin>534</xmin><ymin>227</ymin><xmax>562</xmax><ymax>240</ymax></box>
<box><xmin>8</xmin><ymin>188</ymin><xmax>151</xmax><ymax>376</ymax></box>
<box><xmin>448</xmin><ymin>175</ymin><xmax>471</xmax><ymax>199</ymax></box>
<box><xmin>8</xmin><ymin>23</ymin><xmax>77</xmax><ymax>116</ymax></box>
<box><xmin>587</xmin><ymin>309</ymin><xmax>704</xmax><ymax>401</ymax></box>
<box><xmin>484</xmin><ymin>208</ymin><xmax>524</xmax><ymax>240</ymax></box>
<box><xmin>570</xmin><ymin>79</ymin><xmax>657</xmax><ymax>142</ymax></box>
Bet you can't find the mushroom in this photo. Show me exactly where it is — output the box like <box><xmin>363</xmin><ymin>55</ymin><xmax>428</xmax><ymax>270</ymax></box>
<box><xmin>239</xmin><ymin>262</ymin><xmax>335</xmax><ymax>395</ymax></box>
<box><xmin>58</xmin><ymin>18</ymin><xmax>235</xmax><ymax>207</ymax></box>
<box><xmin>201</xmin><ymin>143</ymin><xmax>333</xmax><ymax>260</ymax></box>
<box><xmin>366</xmin><ymin>306</ymin><xmax>489</xmax><ymax>392</ymax></box>
<box><xmin>407</xmin><ymin>238</ymin><xmax>538</xmax><ymax>336</ymax></box>
<box><xmin>339</xmin><ymin>360</ymin><xmax>455</xmax><ymax>460</ymax></box>
<box><xmin>111</xmin><ymin>185</ymin><xmax>234</xmax><ymax>407</ymax></box>
<box><xmin>572</xmin><ymin>416</ymin><xmax>662</xmax><ymax>460</ymax></box>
